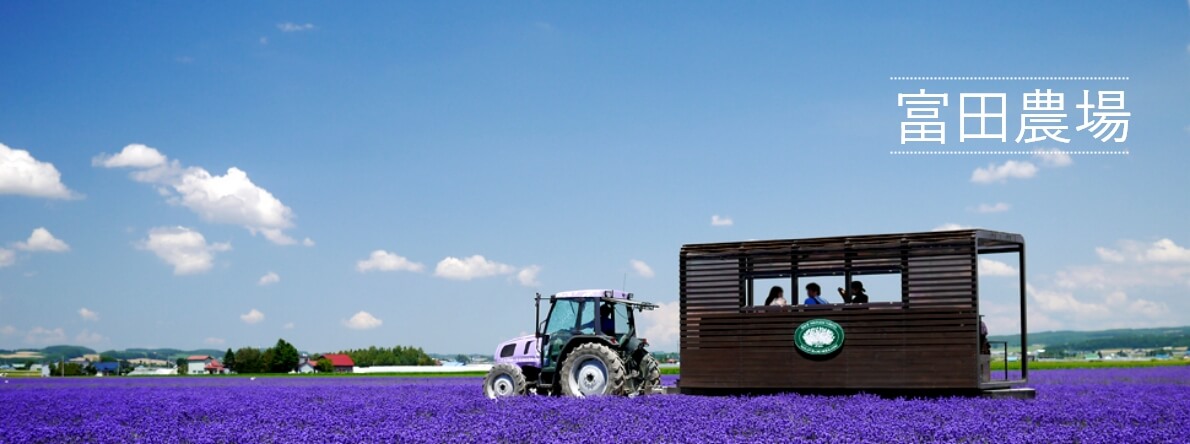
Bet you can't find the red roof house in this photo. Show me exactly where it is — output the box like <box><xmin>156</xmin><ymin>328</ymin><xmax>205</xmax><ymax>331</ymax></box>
<box><xmin>321</xmin><ymin>354</ymin><xmax>355</xmax><ymax>373</ymax></box>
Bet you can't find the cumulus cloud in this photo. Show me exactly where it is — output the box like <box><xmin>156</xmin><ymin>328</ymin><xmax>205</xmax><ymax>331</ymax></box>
<box><xmin>95</xmin><ymin>144</ymin><xmax>301</xmax><ymax>245</ymax></box>
<box><xmin>0</xmin><ymin>142</ymin><xmax>79</xmax><ymax>199</ymax></box>
<box><xmin>204</xmin><ymin>337</ymin><xmax>225</xmax><ymax>345</ymax></box>
<box><xmin>1095</xmin><ymin>239</ymin><xmax>1190</xmax><ymax>264</ymax></box>
<box><xmin>139</xmin><ymin>226</ymin><xmax>231</xmax><ymax>275</ymax></box>
<box><xmin>283</xmin><ymin>322</ymin><xmax>295</xmax><ymax>330</ymax></box>
<box><xmin>434</xmin><ymin>255</ymin><xmax>516</xmax><ymax>280</ymax></box>
<box><xmin>711</xmin><ymin>215</ymin><xmax>734</xmax><ymax>226</ymax></box>
<box><xmin>979</xmin><ymin>258</ymin><xmax>1018</xmax><ymax>276</ymax></box>
<box><xmin>0</xmin><ymin>248</ymin><xmax>13</xmax><ymax>268</ymax></box>
<box><xmin>75</xmin><ymin>330</ymin><xmax>106</xmax><ymax>345</ymax></box>
<box><xmin>971</xmin><ymin>160</ymin><xmax>1038</xmax><ymax>184</ymax></box>
<box><xmin>932</xmin><ymin>223</ymin><xmax>974</xmax><ymax>231</ymax></box>
<box><xmin>1032</xmin><ymin>148</ymin><xmax>1073</xmax><ymax>168</ymax></box>
<box><xmin>302</xmin><ymin>238</ymin><xmax>315</xmax><ymax>247</ymax></box>
<box><xmin>25</xmin><ymin>326</ymin><xmax>66</xmax><ymax>344</ymax></box>
<box><xmin>240</xmin><ymin>309</ymin><xmax>265</xmax><ymax>324</ymax></box>
<box><xmin>15</xmin><ymin>227</ymin><xmax>70</xmax><ymax>252</ymax></box>
<box><xmin>92</xmin><ymin>143</ymin><xmax>166</xmax><ymax>168</ymax></box>
<box><xmin>517</xmin><ymin>265</ymin><xmax>542</xmax><ymax>287</ymax></box>
<box><xmin>630</xmin><ymin>259</ymin><xmax>655</xmax><ymax>278</ymax></box>
<box><xmin>1</xmin><ymin>325</ymin><xmax>16</xmax><ymax>336</ymax></box>
<box><xmin>78</xmin><ymin>307</ymin><xmax>99</xmax><ymax>321</ymax></box>
<box><xmin>357</xmin><ymin>250</ymin><xmax>425</xmax><ymax>273</ymax></box>
<box><xmin>975</xmin><ymin>202</ymin><xmax>1011</xmax><ymax>214</ymax></box>
<box><xmin>257</xmin><ymin>271</ymin><xmax>280</xmax><ymax>286</ymax></box>
<box><xmin>277</xmin><ymin>22</ymin><xmax>316</xmax><ymax>32</ymax></box>
<box><xmin>637</xmin><ymin>301</ymin><xmax>680</xmax><ymax>350</ymax></box>
<box><xmin>345</xmin><ymin>311</ymin><xmax>382</xmax><ymax>330</ymax></box>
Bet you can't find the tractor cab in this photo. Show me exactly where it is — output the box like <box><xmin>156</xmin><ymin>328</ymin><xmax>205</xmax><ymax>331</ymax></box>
<box><xmin>485</xmin><ymin>289</ymin><xmax>661</xmax><ymax>398</ymax></box>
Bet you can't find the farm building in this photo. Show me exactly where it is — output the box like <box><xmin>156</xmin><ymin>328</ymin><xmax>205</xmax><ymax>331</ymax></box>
<box><xmin>321</xmin><ymin>354</ymin><xmax>355</xmax><ymax>373</ymax></box>
<box><xmin>92</xmin><ymin>361</ymin><xmax>120</xmax><ymax>376</ymax></box>
<box><xmin>186</xmin><ymin>355</ymin><xmax>227</xmax><ymax>375</ymax></box>
<box><xmin>296</xmin><ymin>354</ymin><xmax>316</xmax><ymax>373</ymax></box>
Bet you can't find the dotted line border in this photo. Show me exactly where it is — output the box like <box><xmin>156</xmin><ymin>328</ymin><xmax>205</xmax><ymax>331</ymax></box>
<box><xmin>889</xmin><ymin>150</ymin><xmax>1130</xmax><ymax>155</ymax></box>
<box><xmin>889</xmin><ymin>76</ymin><xmax>1129</xmax><ymax>81</ymax></box>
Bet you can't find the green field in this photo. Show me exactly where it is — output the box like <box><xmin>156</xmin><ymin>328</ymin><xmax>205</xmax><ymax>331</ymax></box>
<box><xmin>991</xmin><ymin>359</ymin><xmax>1189</xmax><ymax>370</ymax></box>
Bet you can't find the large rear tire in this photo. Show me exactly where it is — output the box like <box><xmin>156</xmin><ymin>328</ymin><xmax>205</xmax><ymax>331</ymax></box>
<box><xmin>638</xmin><ymin>354</ymin><xmax>661</xmax><ymax>395</ymax></box>
<box><xmin>483</xmin><ymin>363</ymin><xmax>527</xmax><ymax>399</ymax></box>
<box><xmin>559</xmin><ymin>343</ymin><xmax>626</xmax><ymax>397</ymax></box>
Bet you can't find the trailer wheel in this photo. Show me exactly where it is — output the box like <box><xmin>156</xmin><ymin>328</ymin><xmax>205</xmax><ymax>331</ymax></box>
<box><xmin>484</xmin><ymin>363</ymin><xmax>527</xmax><ymax>399</ymax></box>
<box><xmin>560</xmin><ymin>343</ymin><xmax>626</xmax><ymax>397</ymax></box>
<box><xmin>638</xmin><ymin>354</ymin><xmax>661</xmax><ymax>395</ymax></box>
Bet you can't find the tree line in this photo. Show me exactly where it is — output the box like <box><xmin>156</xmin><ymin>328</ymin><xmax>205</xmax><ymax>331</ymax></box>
<box><xmin>338</xmin><ymin>345</ymin><xmax>434</xmax><ymax>367</ymax></box>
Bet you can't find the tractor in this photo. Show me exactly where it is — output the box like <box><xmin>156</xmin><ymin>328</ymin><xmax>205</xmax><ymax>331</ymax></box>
<box><xmin>483</xmin><ymin>289</ymin><xmax>662</xmax><ymax>398</ymax></box>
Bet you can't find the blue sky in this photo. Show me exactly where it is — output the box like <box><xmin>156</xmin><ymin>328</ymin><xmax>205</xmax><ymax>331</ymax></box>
<box><xmin>1</xmin><ymin>2</ymin><xmax>1188</xmax><ymax>354</ymax></box>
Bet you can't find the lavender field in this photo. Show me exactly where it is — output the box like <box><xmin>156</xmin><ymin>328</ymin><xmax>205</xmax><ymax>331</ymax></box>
<box><xmin>2</xmin><ymin>367</ymin><xmax>1188</xmax><ymax>443</ymax></box>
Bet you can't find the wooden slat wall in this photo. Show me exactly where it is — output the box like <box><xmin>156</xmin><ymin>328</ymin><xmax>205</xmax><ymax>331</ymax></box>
<box><xmin>680</xmin><ymin>230</ymin><xmax>1016</xmax><ymax>391</ymax></box>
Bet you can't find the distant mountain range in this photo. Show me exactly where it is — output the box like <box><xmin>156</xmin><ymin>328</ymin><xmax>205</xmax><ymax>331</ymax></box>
<box><xmin>5</xmin><ymin>326</ymin><xmax>1188</xmax><ymax>363</ymax></box>
<box><xmin>0</xmin><ymin>346</ymin><xmax>225</xmax><ymax>363</ymax></box>
<box><xmin>989</xmin><ymin>326</ymin><xmax>1190</xmax><ymax>352</ymax></box>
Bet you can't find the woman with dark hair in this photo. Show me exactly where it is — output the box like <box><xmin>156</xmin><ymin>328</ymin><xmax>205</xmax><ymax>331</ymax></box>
<box><xmin>764</xmin><ymin>286</ymin><xmax>787</xmax><ymax>306</ymax></box>
<box><xmin>838</xmin><ymin>280</ymin><xmax>870</xmax><ymax>304</ymax></box>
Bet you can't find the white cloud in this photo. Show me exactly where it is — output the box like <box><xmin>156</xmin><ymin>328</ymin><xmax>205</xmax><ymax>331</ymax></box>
<box><xmin>1095</xmin><ymin>239</ymin><xmax>1190</xmax><ymax>264</ymax></box>
<box><xmin>357</xmin><ymin>250</ymin><xmax>425</xmax><ymax>273</ymax></box>
<box><xmin>78</xmin><ymin>307</ymin><xmax>99</xmax><ymax>321</ymax></box>
<box><xmin>1032</xmin><ymin>148</ymin><xmax>1073</xmax><ymax>168</ymax></box>
<box><xmin>25</xmin><ymin>326</ymin><xmax>66</xmax><ymax>344</ymax></box>
<box><xmin>636</xmin><ymin>302</ymin><xmax>679</xmax><ymax>351</ymax></box>
<box><xmin>516</xmin><ymin>265</ymin><xmax>542</xmax><ymax>287</ymax></box>
<box><xmin>277</xmin><ymin>22</ymin><xmax>316</xmax><ymax>32</ymax></box>
<box><xmin>345</xmin><ymin>311</ymin><xmax>382</xmax><ymax>330</ymax></box>
<box><xmin>1</xmin><ymin>325</ymin><xmax>16</xmax><ymax>336</ymax></box>
<box><xmin>204</xmin><ymin>337</ymin><xmax>225</xmax><ymax>345</ymax></box>
<box><xmin>975</xmin><ymin>202</ymin><xmax>1011</xmax><ymax>214</ymax></box>
<box><xmin>434</xmin><ymin>255</ymin><xmax>516</xmax><ymax>280</ymax></box>
<box><xmin>302</xmin><ymin>238</ymin><xmax>315</xmax><ymax>247</ymax></box>
<box><xmin>139</xmin><ymin>226</ymin><xmax>231</xmax><ymax>275</ymax></box>
<box><xmin>259</xmin><ymin>37</ymin><xmax>269</xmax><ymax>45</ymax></box>
<box><xmin>0</xmin><ymin>142</ymin><xmax>78</xmax><ymax>199</ymax></box>
<box><xmin>258</xmin><ymin>272</ymin><xmax>280</xmax><ymax>286</ymax></box>
<box><xmin>283</xmin><ymin>322</ymin><xmax>295</xmax><ymax>330</ymax></box>
<box><xmin>971</xmin><ymin>160</ymin><xmax>1038</xmax><ymax>184</ymax></box>
<box><xmin>0</xmin><ymin>248</ymin><xmax>13</xmax><ymax>268</ymax></box>
<box><xmin>240</xmin><ymin>309</ymin><xmax>265</xmax><ymax>324</ymax></box>
<box><xmin>711</xmin><ymin>215</ymin><xmax>734</xmax><ymax>226</ymax></box>
<box><xmin>979</xmin><ymin>258</ymin><xmax>1018</xmax><ymax>277</ymax></box>
<box><xmin>91</xmin><ymin>144</ymin><xmax>166</xmax><ymax>168</ymax></box>
<box><xmin>15</xmin><ymin>227</ymin><xmax>70</xmax><ymax>252</ymax></box>
<box><xmin>1027</xmin><ymin>284</ymin><xmax>1110</xmax><ymax>317</ymax></box>
<box><xmin>932</xmin><ymin>223</ymin><xmax>974</xmax><ymax>231</ymax></box>
<box><xmin>95</xmin><ymin>144</ymin><xmax>300</xmax><ymax>246</ymax></box>
<box><xmin>630</xmin><ymin>259</ymin><xmax>655</xmax><ymax>278</ymax></box>
<box><xmin>74</xmin><ymin>329</ymin><xmax>105</xmax><ymax>345</ymax></box>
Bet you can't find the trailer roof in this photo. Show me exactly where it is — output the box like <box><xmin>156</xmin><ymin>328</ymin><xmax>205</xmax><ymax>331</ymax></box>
<box><xmin>682</xmin><ymin>229</ymin><xmax>1023</xmax><ymax>253</ymax></box>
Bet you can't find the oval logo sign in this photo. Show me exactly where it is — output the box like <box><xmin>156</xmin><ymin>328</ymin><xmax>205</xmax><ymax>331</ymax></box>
<box><xmin>794</xmin><ymin>319</ymin><xmax>845</xmax><ymax>355</ymax></box>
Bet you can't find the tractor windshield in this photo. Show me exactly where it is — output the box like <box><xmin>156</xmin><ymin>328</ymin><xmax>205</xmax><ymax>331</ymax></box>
<box><xmin>546</xmin><ymin>299</ymin><xmax>596</xmax><ymax>336</ymax></box>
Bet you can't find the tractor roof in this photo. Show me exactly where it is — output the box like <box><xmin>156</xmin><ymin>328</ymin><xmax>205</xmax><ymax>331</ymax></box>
<box><xmin>554</xmin><ymin>289</ymin><xmax>632</xmax><ymax>300</ymax></box>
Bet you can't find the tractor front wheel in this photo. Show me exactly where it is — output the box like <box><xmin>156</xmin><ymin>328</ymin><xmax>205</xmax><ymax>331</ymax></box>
<box><xmin>560</xmin><ymin>343</ymin><xmax>627</xmax><ymax>397</ymax></box>
<box><xmin>483</xmin><ymin>363</ymin><xmax>527</xmax><ymax>399</ymax></box>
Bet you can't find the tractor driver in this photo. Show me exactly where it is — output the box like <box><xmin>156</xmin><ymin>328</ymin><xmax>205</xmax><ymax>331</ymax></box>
<box><xmin>599</xmin><ymin>303</ymin><xmax>615</xmax><ymax>335</ymax></box>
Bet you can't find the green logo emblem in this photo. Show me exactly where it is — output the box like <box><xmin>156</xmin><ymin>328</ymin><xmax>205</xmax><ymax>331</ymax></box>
<box><xmin>794</xmin><ymin>319</ymin><xmax>845</xmax><ymax>355</ymax></box>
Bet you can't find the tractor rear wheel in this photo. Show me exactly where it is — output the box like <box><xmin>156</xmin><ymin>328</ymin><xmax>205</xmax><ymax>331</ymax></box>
<box><xmin>560</xmin><ymin>343</ymin><xmax>626</xmax><ymax>397</ymax></box>
<box><xmin>638</xmin><ymin>354</ymin><xmax>661</xmax><ymax>395</ymax></box>
<box><xmin>483</xmin><ymin>363</ymin><xmax>527</xmax><ymax>399</ymax></box>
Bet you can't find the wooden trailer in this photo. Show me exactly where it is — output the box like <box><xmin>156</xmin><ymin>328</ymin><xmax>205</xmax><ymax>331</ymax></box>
<box><xmin>679</xmin><ymin>229</ymin><xmax>1029</xmax><ymax>395</ymax></box>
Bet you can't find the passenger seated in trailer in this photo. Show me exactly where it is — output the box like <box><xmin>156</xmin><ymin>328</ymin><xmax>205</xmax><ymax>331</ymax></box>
<box><xmin>803</xmin><ymin>282</ymin><xmax>830</xmax><ymax>305</ymax></box>
<box><xmin>837</xmin><ymin>280</ymin><xmax>870</xmax><ymax>304</ymax></box>
<box><xmin>764</xmin><ymin>286</ymin><xmax>787</xmax><ymax>306</ymax></box>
